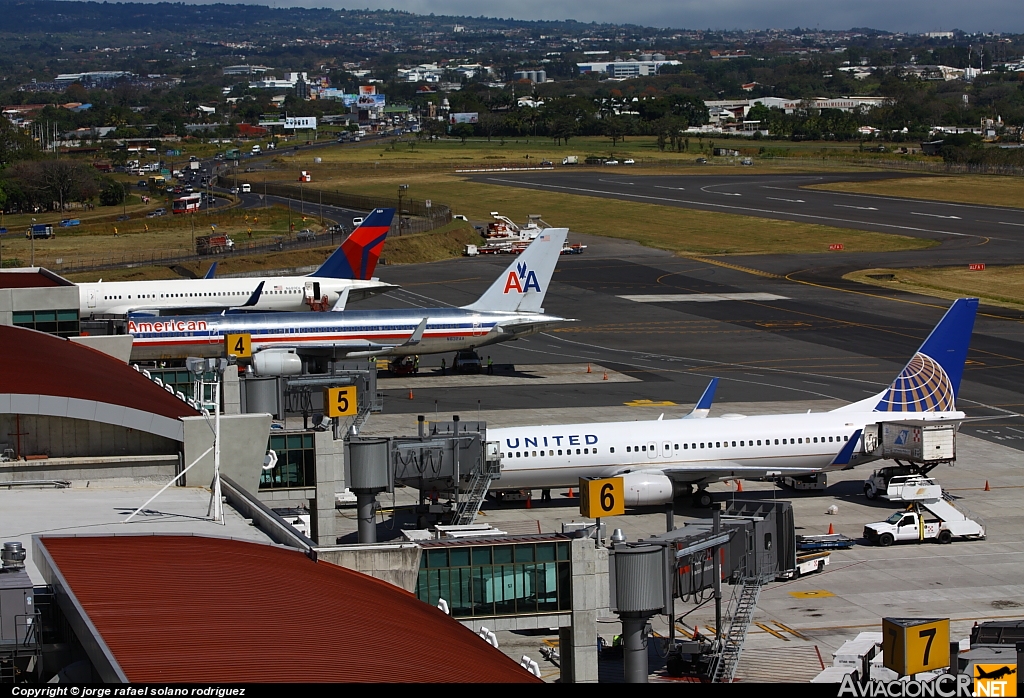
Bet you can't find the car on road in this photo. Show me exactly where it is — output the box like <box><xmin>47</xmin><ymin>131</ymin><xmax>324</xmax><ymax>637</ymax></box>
<box><xmin>296</xmin><ymin>228</ymin><xmax>316</xmax><ymax>241</ymax></box>
<box><xmin>116</xmin><ymin>214</ymin><xmax>131</xmax><ymax>221</ymax></box>
<box><xmin>229</xmin><ymin>187</ymin><xmax>239</xmax><ymax>194</ymax></box>
<box><xmin>352</xmin><ymin>217</ymin><xmax>364</xmax><ymax>227</ymax></box>
<box><xmin>624</xmin><ymin>159</ymin><xmax>635</xmax><ymax>165</ymax></box>
<box><xmin>453</xmin><ymin>350</ymin><xmax>482</xmax><ymax>374</ymax></box>
<box><xmin>137</xmin><ymin>180</ymin><xmax>147</xmax><ymax>188</ymax></box>
<box><xmin>540</xmin><ymin>160</ymin><xmax>553</xmax><ymax>166</ymax></box>
<box><xmin>741</xmin><ymin>158</ymin><xmax>754</xmax><ymax>166</ymax></box>
<box><xmin>695</xmin><ymin>157</ymin><xmax>708</xmax><ymax>164</ymax></box>
<box><xmin>605</xmin><ymin>159</ymin><xmax>619</xmax><ymax>165</ymax></box>
<box><xmin>147</xmin><ymin>208</ymin><xmax>167</xmax><ymax>218</ymax></box>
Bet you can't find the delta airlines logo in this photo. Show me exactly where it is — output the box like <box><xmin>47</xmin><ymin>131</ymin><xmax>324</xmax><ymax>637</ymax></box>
<box><xmin>876</xmin><ymin>352</ymin><xmax>955</xmax><ymax>412</ymax></box>
<box><xmin>502</xmin><ymin>260</ymin><xmax>542</xmax><ymax>295</ymax></box>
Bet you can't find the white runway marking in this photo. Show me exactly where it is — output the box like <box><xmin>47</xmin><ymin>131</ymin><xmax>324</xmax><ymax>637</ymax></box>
<box><xmin>767</xmin><ymin>197</ymin><xmax>805</xmax><ymax>203</ymax></box>
<box><xmin>835</xmin><ymin>204</ymin><xmax>878</xmax><ymax>211</ymax></box>
<box><xmin>911</xmin><ymin>212</ymin><xmax>962</xmax><ymax>220</ymax></box>
<box><xmin>617</xmin><ymin>293</ymin><xmax>790</xmax><ymax>303</ymax></box>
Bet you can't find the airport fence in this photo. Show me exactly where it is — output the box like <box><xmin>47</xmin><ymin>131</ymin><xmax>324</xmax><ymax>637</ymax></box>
<box><xmin>243</xmin><ymin>181</ymin><xmax>453</xmax><ymax>236</ymax></box>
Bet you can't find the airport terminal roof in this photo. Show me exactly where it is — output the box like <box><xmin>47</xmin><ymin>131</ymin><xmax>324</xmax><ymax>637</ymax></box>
<box><xmin>0</xmin><ymin>267</ymin><xmax>74</xmax><ymax>288</ymax></box>
<box><xmin>1</xmin><ymin>324</ymin><xmax>197</xmax><ymax>440</ymax></box>
<box><xmin>35</xmin><ymin>534</ymin><xmax>540</xmax><ymax>683</ymax></box>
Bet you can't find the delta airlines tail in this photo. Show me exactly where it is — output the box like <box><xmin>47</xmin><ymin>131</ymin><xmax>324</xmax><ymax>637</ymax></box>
<box><xmin>490</xmin><ymin>299</ymin><xmax>978</xmax><ymax>508</ymax></box>
<box><xmin>310</xmin><ymin>208</ymin><xmax>392</xmax><ymax>280</ymax></box>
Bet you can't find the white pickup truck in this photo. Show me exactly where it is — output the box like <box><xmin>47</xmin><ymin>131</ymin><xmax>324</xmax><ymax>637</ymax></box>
<box><xmin>863</xmin><ymin>477</ymin><xmax>985</xmax><ymax>546</ymax></box>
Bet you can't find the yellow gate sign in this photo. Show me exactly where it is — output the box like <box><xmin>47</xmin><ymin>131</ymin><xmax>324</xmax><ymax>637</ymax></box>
<box><xmin>225</xmin><ymin>333</ymin><xmax>252</xmax><ymax>359</ymax></box>
<box><xmin>324</xmin><ymin>386</ymin><xmax>357</xmax><ymax>418</ymax></box>
<box><xmin>882</xmin><ymin>617</ymin><xmax>950</xmax><ymax>676</ymax></box>
<box><xmin>579</xmin><ymin>477</ymin><xmax>624</xmax><ymax>518</ymax></box>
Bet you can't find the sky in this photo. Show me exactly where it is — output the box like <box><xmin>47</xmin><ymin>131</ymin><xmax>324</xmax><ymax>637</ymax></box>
<box><xmin>253</xmin><ymin>0</ymin><xmax>1022</xmax><ymax>34</ymax></box>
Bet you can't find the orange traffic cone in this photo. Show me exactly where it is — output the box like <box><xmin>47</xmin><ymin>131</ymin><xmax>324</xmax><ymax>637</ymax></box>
<box><xmin>693</xmin><ymin>626</ymin><xmax>700</xmax><ymax>640</ymax></box>
<box><xmin>984</xmin><ymin>480</ymin><xmax>991</xmax><ymax>491</ymax></box>
<box><xmin>587</xmin><ymin>363</ymin><xmax>592</xmax><ymax>374</ymax></box>
<box><xmin>736</xmin><ymin>480</ymin><xmax>743</xmax><ymax>492</ymax></box>
<box><xmin>526</xmin><ymin>492</ymin><xmax>532</xmax><ymax>509</ymax></box>
<box><xmin>603</xmin><ymin>371</ymin><xmax>608</xmax><ymax>380</ymax></box>
<box><xmin>408</xmin><ymin>389</ymin><xmax>414</xmax><ymax>400</ymax></box>
<box><xmin>567</xmin><ymin>487</ymin><xmax>574</xmax><ymax>498</ymax></box>
<box><xmin>828</xmin><ymin>523</ymin><xmax>835</xmax><ymax>535</ymax></box>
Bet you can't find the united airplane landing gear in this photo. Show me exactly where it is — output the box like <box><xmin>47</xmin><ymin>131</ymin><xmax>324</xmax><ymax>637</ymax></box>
<box><xmin>692</xmin><ymin>486</ymin><xmax>713</xmax><ymax>508</ymax></box>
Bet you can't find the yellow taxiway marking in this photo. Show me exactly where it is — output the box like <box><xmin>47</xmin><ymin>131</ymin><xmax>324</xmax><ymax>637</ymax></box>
<box><xmin>789</xmin><ymin>590</ymin><xmax>835</xmax><ymax>599</ymax></box>
<box><xmin>625</xmin><ymin>399</ymin><xmax>678</xmax><ymax>407</ymax></box>
<box><xmin>775</xmin><ymin>622</ymin><xmax>809</xmax><ymax>640</ymax></box>
<box><xmin>756</xmin><ymin>622</ymin><xmax>790</xmax><ymax>641</ymax></box>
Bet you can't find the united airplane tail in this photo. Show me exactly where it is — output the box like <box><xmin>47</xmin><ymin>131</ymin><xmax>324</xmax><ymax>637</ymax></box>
<box><xmin>462</xmin><ymin>228</ymin><xmax>568</xmax><ymax>313</ymax></box>
<box><xmin>835</xmin><ymin>298</ymin><xmax>979</xmax><ymax>414</ymax></box>
<box><xmin>309</xmin><ymin>208</ymin><xmax>394</xmax><ymax>280</ymax></box>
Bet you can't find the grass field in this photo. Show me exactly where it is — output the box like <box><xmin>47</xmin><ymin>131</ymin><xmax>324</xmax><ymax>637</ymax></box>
<box><xmin>62</xmin><ymin>219</ymin><xmax>478</xmax><ymax>282</ymax></box>
<box><xmin>846</xmin><ymin>266</ymin><xmax>1024</xmax><ymax>308</ymax></box>
<box><xmin>0</xmin><ymin>205</ymin><xmax>321</xmax><ymax>271</ymax></box>
<box><xmin>267</xmin><ymin>170</ymin><xmax>934</xmax><ymax>256</ymax></box>
<box><xmin>806</xmin><ymin>175</ymin><xmax>1024</xmax><ymax>209</ymax></box>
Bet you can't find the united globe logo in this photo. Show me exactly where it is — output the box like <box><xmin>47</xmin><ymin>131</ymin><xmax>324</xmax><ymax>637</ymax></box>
<box><xmin>876</xmin><ymin>353</ymin><xmax>956</xmax><ymax>412</ymax></box>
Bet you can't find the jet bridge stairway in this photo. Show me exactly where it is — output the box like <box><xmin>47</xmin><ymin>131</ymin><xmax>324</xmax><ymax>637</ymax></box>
<box><xmin>451</xmin><ymin>458</ymin><xmax>500</xmax><ymax>525</ymax></box>
<box><xmin>710</xmin><ymin>573</ymin><xmax>769</xmax><ymax>683</ymax></box>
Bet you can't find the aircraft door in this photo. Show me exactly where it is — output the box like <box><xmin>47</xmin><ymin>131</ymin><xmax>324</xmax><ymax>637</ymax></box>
<box><xmin>663</xmin><ymin>441</ymin><xmax>672</xmax><ymax>458</ymax></box>
<box><xmin>647</xmin><ymin>442</ymin><xmax>657</xmax><ymax>460</ymax></box>
<box><xmin>87</xmin><ymin>290</ymin><xmax>96</xmax><ymax>308</ymax></box>
<box><xmin>472</xmin><ymin>321</ymin><xmax>486</xmax><ymax>337</ymax></box>
<box><xmin>303</xmin><ymin>281</ymin><xmax>321</xmax><ymax>300</ymax></box>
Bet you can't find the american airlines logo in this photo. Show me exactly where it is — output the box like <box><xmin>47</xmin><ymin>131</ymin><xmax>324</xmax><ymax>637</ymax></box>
<box><xmin>502</xmin><ymin>261</ymin><xmax>542</xmax><ymax>295</ymax></box>
<box><xmin>128</xmin><ymin>319</ymin><xmax>209</xmax><ymax>333</ymax></box>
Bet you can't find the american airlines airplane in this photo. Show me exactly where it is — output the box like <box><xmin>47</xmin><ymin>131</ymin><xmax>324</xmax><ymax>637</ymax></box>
<box><xmin>127</xmin><ymin>228</ymin><xmax>572</xmax><ymax>373</ymax></box>
<box><xmin>78</xmin><ymin>208</ymin><xmax>396</xmax><ymax>317</ymax></box>
<box><xmin>490</xmin><ymin>298</ymin><xmax>978</xmax><ymax>508</ymax></box>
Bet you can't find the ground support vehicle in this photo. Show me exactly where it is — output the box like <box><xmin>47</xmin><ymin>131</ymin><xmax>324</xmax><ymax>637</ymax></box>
<box><xmin>196</xmin><ymin>234</ymin><xmax>234</xmax><ymax>255</ymax></box>
<box><xmin>797</xmin><ymin>534</ymin><xmax>855</xmax><ymax>551</ymax></box>
<box><xmin>862</xmin><ymin>477</ymin><xmax>984</xmax><ymax>546</ymax></box>
<box><xmin>778</xmin><ymin>551</ymin><xmax>831</xmax><ymax>579</ymax></box>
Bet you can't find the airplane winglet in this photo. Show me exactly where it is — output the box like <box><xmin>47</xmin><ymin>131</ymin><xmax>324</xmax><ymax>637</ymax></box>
<box><xmin>204</xmin><ymin>262</ymin><xmax>217</xmax><ymax>279</ymax></box>
<box><xmin>683</xmin><ymin>377</ymin><xmax>719</xmax><ymax>419</ymax></box>
<box><xmin>331</xmin><ymin>288</ymin><xmax>350</xmax><ymax>312</ymax></box>
<box><xmin>240</xmin><ymin>281</ymin><xmax>265</xmax><ymax>308</ymax></box>
<box><xmin>402</xmin><ymin>318</ymin><xmax>429</xmax><ymax>346</ymax></box>
<box><xmin>830</xmin><ymin>429</ymin><xmax>863</xmax><ymax>466</ymax></box>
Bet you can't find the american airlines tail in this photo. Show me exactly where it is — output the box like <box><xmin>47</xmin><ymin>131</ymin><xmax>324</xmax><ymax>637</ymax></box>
<box><xmin>834</xmin><ymin>297</ymin><xmax>979</xmax><ymax>414</ymax></box>
<box><xmin>463</xmin><ymin>228</ymin><xmax>568</xmax><ymax>313</ymax></box>
<box><xmin>309</xmin><ymin>208</ymin><xmax>394</xmax><ymax>280</ymax></box>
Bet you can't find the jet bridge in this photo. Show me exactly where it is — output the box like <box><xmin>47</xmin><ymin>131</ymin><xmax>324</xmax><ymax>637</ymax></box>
<box><xmin>344</xmin><ymin>415</ymin><xmax>501</xmax><ymax>542</ymax></box>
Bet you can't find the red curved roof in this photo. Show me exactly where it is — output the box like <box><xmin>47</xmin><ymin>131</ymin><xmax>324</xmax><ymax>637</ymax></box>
<box><xmin>40</xmin><ymin>535</ymin><xmax>539</xmax><ymax>683</ymax></box>
<box><xmin>0</xmin><ymin>325</ymin><xmax>198</xmax><ymax>420</ymax></box>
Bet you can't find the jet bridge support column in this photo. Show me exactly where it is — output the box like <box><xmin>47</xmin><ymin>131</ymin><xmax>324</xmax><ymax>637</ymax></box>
<box><xmin>347</xmin><ymin>437</ymin><xmax>391</xmax><ymax>544</ymax></box>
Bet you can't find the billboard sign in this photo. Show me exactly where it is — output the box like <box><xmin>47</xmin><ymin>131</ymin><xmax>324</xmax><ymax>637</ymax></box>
<box><xmin>449</xmin><ymin>112</ymin><xmax>479</xmax><ymax>124</ymax></box>
<box><xmin>285</xmin><ymin>116</ymin><xmax>317</xmax><ymax>130</ymax></box>
<box><xmin>359</xmin><ymin>85</ymin><xmax>377</xmax><ymax>95</ymax></box>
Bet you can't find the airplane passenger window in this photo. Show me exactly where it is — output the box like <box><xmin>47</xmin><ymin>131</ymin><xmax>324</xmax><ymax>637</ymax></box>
<box><xmin>844</xmin><ymin>436</ymin><xmax>849</xmax><ymax>441</ymax></box>
<box><xmin>641</xmin><ymin>445</ymin><xmax>646</xmax><ymax>451</ymax></box>
<box><xmin>732</xmin><ymin>441</ymin><xmax>736</xmax><ymax>447</ymax></box>
<box><xmin>813</xmin><ymin>437</ymin><xmax>818</xmax><ymax>443</ymax></box>
<box><xmin>584</xmin><ymin>448</ymin><xmax>588</xmax><ymax>454</ymax></box>
<box><xmin>516</xmin><ymin>452</ymin><xmax>521</xmax><ymax>457</ymax></box>
<box><xmin>594</xmin><ymin>449</ymin><xmax>598</xmax><ymax>454</ymax></box>
<box><xmin>558</xmin><ymin>450</ymin><xmax>563</xmax><ymax>455</ymax></box>
<box><xmin>610</xmin><ymin>448</ymin><xmax>615</xmax><ymax>454</ymax></box>
<box><xmin>692</xmin><ymin>443</ymin><xmax>696</xmax><ymax>449</ymax></box>
<box><xmin>700</xmin><ymin>443</ymin><xmax>705</xmax><ymax>448</ymax></box>
<box><xmin>829</xmin><ymin>437</ymin><xmax>834</xmax><ymax>442</ymax></box>
<box><xmin>532</xmin><ymin>451</ymin><xmax>537</xmax><ymax>457</ymax></box>
<box><xmin>549</xmin><ymin>450</ymin><xmax>554</xmax><ymax>456</ymax></box>
<box><xmin>674</xmin><ymin>444</ymin><xmax>679</xmax><ymax>450</ymax></box>
<box><xmin>683</xmin><ymin>444</ymin><xmax>688</xmax><ymax>450</ymax></box>
<box><xmin>626</xmin><ymin>447</ymin><xmax>631</xmax><ymax>452</ymax></box>
<box><xmin>576</xmin><ymin>449</ymin><xmax>581</xmax><ymax>455</ymax></box>
<box><xmin>775</xmin><ymin>439</ymin><xmax>779</xmax><ymax>445</ymax></box>
<box><xmin>757</xmin><ymin>440</ymin><xmax>761</xmax><ymax>446</ymax></box>
<box><xmin>715</xmin><ymin>442</ymin><xmax>720</xmax><ymax>448</ymax></box>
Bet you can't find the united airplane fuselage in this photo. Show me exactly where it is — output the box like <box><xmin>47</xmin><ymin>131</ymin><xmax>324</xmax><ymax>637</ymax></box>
<box><xmin>127</xmin><ymin>307</ymin><xmax>564</xmax><ymax>361</ymax></box>
<box><xmin>490</xmin><ymin>410</ymin><xmax>962</xmax><ymax>489</ymax></box>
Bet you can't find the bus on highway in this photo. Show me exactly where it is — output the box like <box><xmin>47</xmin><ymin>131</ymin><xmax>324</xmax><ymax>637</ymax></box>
<box><xmin>172</xmin><ymin>193</ymin><xmax>202</xmax><ymax>214</ymax></box>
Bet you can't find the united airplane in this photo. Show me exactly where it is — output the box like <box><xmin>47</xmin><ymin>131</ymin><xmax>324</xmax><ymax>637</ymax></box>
<box><xmin>127</xmin><ymin>228</ymin><xmax>571</xmax><ymax>373</ymax></box>
<box><xmin>490</xmin><ymin>298</ymin><xmax>978</xmax><ymax>508</ymax></box>
<box><xmin>78</xmin><ymin>208</ymin><xmax>397</xmax><ymax>317</ymax></box>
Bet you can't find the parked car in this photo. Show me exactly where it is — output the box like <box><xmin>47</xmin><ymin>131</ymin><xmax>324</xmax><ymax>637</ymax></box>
<box><xmin>741</xmin><ymin>158</ymin><xmax>754</xmax><ymax>166</ymax></box>
<box><xmin>296</xmin><ymin>228</ymin><xmax>316</xmax><ymax>241</ymax></box>
<box><xmin>624</xmin><ymin>159</ymin><xmax>635</xmax><ymax>165</ymax></box>
<box><xmin>540</xmin><ymin>160</ymin><xmax>553</xmax><ymax>166</ymax></box>
<box><xmin>147</xmin><ymin>208</ymin><xmax>167</xmax><ymax>218</ymax></box>
<box><xmin>452</xmin><ymin>350</ymin><xmax>482</xmax><ymax>374</ymax></box>
<box><xmin>605</xmin><ymin>159</ymin><xmax>619</xmax><ymax>165</ymax></box>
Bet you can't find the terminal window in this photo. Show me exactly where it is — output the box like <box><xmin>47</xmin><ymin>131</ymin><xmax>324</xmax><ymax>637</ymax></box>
<box><xmin>417</xmin><ymin>541</ymin><xmax>572</xmax><ymax>619</ymax></box>
<box><xmin>261</xmin><ymin>433</ymin><xmax>316</xmax><ymax>489</ymax></box>
<box><xmin>13</xmin><ymin>309</ymin><xmax>79</xmax><ymax>338</ymax></box>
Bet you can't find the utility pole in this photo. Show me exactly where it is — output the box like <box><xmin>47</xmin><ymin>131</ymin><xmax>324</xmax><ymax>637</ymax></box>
<box><xmin>398</xmin><ymin>184</ymin><xmax>408</xmax><ymax>236</ymax></box>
